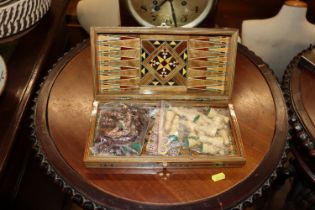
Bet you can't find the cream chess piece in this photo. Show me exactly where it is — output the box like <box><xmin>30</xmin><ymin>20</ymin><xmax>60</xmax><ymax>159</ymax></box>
<box><xmin>76</xmin><ymin>0</ymin><xmax>121</xmax><ymax>34</ymax></box>
<box><xmin>242</xmin><ymin>0</ymin><xmax>315</xmax><ymax>80</ymax></box>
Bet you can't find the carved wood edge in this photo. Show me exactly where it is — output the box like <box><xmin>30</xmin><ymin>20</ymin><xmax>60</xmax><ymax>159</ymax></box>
<box><xmin>281</xmin><ymin>45</ymin><xmax>315</xmax><ymax>183</ymax></box>
<box><xmin>30</xmin><ymin>40</ymin><xmax>113</xmax><ymax>210</ymax></box>
<box><xmin>229</xmin><ymin>45</ymin><xmax>289</xmax><ymax>210</ymax></box>
<box><xmin>282</xmin><ymin>45</ymin><xmax>315</xmax><ymax>154</ymax></box>
<box><xmin>29</xmin><ymin>41</ymin><xmax>289</xmax><ymax>210</ymax></box>
<box><xmin>291</xmin><ymin>145</ymin><xmax>315</xmax><ymax>184</ymax></box>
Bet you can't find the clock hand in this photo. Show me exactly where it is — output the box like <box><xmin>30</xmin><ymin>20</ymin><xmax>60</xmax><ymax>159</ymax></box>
<box><xmin>154</xmin><ymin>0</ymin><xmax>167</xmax><ymax>11</ymax></box>
<box><xmin>169</xmin><ymin>0</ymin><xmax>178</xmax><ymax>27</ymax></box>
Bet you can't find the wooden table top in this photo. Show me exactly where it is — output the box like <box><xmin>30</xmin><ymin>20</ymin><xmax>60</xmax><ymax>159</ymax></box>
<box><xmin>283</xmin><ymin>47</ymin><xmax>315</xmax><ymax>184</ymax></box>
<box><xmin>299</xmin><ymin>53</ymin><xmax>315</xmax><ymax>135</ymax></box>
<box><xmin>33</xmin><ymin>41</ymin><xmax>288</xmax><ymax>210</ymax></box>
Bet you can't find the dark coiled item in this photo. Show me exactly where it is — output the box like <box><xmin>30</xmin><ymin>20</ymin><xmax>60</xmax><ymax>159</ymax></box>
<box><xmin>93</xmin><ymin>104</ymin><xmax>149</xmax><ymax>156</ymax></box>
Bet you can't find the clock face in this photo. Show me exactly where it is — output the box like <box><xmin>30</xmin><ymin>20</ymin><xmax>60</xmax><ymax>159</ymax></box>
<box><xmin>127</xmin><ymin>0</ymin><xmax>214</xmax><ymax>27</ymax></box>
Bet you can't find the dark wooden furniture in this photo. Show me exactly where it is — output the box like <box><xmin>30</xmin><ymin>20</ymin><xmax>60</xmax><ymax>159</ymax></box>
<box><xmin>32</xmin><ymin>40</ymin><xmax>288</xmax><ymax>210</ymax></box>
<box><xmin>0</xmin><ymin>0</ymin><xmax>69</xmax><ymax>175</ymax></box>
<box><xmin>0</xmin><ymin>0</ymin><xmax>70</xmax><ymax>208</ymax></box>
<box><xmin>283</xmin><ymin>46</ymin><xmax>315</xmax><ymax>182</ymax></box>
<box><xmin>282</xmin><ymin>46</ymin><xmax>315</xmax><ymax>209</ymax></box>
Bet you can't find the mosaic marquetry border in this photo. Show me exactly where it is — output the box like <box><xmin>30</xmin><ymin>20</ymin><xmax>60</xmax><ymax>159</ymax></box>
<box><xmin>187</xmin><ymin>36</ymin><xmax>230</xmax><ymax>93</ymax></box>
<box><xmin>141</xmin><ymin>39</ymin><xmax>188</xmax><ymax>86</ymax></box>
<box><xmin>95</xmin><ymin>34</ymin><xmax>140</xmax><ymax>93</ymax></box>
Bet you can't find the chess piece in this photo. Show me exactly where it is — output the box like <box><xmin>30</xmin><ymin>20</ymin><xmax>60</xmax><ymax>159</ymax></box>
<box><xmin>242</xmin><ymin>0</ymin><xmax>315</xmax><ymax>80</ymax></box>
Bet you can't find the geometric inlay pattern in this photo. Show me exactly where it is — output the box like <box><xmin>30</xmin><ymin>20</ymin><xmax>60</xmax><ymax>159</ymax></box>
<box><xmin>95</xmin><ymin>34</ymin><xmax>231</xmax><ymax>94</ymax></box>
<box><xmin>96</xmin><ymin>34</ymin><xmax>140</xmax><ymax>93</ymax></box>
<box><xmin>187</xmin><ymin>36</ymin><xmax>230</xmax><ymax>94</ymax></box>
<box><xmin>141</xmin><ymin>40</ymin><xmax>188</xmax><ymax>86</ymax></box>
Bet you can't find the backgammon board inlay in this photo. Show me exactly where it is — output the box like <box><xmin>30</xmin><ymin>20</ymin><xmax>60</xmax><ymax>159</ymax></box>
<box><xmin>141</xmin><ymin>40</ymin><xmax>188</xmax><ymax>86</ymax></box>
<box><xmin>95</xmin><ymin>33</ymin><xmax>231</xmax><ymax>94</ymax></box>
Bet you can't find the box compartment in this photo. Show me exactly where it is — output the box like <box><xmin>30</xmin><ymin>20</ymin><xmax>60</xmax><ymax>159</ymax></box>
<box><xmin>84</xmin><ymin>27</ymin><xmax>245</xmax><ymax>168</ymax></box>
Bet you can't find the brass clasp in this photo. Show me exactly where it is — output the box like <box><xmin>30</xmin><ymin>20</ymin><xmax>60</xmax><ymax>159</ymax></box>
<box><xmin>157</xmin><ymin>162</ymin><xmax>171</xmax><ymax>180</ymax></box>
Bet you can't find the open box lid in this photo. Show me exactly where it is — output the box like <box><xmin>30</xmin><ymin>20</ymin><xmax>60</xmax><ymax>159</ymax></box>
<box><xmin>90</xmin><ymin>27</ymin><xmax>238</xmax><ymax>103</ymax></box>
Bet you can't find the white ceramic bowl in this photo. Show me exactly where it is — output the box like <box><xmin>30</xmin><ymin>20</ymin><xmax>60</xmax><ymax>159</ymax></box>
<box><xmin>0</xmin><ymin>55</ymin><xmax>7</xmax><ymax>95</ymax></box>
<box><xmin>0</xmin><ymin>0</ymin><xmax>51</xmax><ymax>39</ymax></box>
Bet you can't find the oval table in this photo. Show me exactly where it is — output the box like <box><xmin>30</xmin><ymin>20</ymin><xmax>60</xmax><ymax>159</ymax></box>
<box><xmin>32</xmin><ymin>41</ymin><xmax>288</xmax><ymax>210</ymax></box>
<box><xmin>282</xmin><ymin>46</ymin><xmax>315</xmax><ymax>209</ymax></box>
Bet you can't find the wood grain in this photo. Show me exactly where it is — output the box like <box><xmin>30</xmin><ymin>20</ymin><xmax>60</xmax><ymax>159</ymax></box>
<box><xmin>34</xmin><ymin>42</ymin><xmax>287</xmax><ymax>209</ymax></box>
<box><xmin>86</xmin><ymin>28</ymin><xmax>242</xmax><ymax>167</ymax></box>
<box><xmin>289</xmin><ymin>49</ymin><xmax>315</xmax><ymax>143</ymax></box>
<box><xmin>301</xmin><ymin>70</ymin><xmax>315</xmax><ymax>131</ymax></box>
<box><xmin>284</xmin><ymin>47</ymin><xmax>315</xmax><ymax>184</ymax></box>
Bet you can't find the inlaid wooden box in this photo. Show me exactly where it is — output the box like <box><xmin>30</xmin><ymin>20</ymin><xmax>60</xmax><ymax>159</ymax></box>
<box><xmin>84</xmin><ymin>27</ymin><xmax>245</xmax><ymax>168</ymax></box>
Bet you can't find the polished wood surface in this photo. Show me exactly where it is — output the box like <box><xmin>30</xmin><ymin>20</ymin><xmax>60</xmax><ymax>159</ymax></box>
<box><xmin>34</xmin><ymin>41</ymin><xmax>288</xmax><ymax>209</ymax></box>
<box><xmin>0</xmin><ymin>0</ymin><xmax>69</xmax><ymax>176</ymax></box>
<box><xmin>301</xmin><ymin>70</ymin><xmax>315</xmax><ymax>131</ymax></box>
<box><xmin>286</xmin><ymin>48</ymin><xmax>315</xmax><ymax>184</ymax></box>
<box><xmin>290</xmin><ymin>49</ymin><xmax>315</xmax><ymax>144</ymax></box>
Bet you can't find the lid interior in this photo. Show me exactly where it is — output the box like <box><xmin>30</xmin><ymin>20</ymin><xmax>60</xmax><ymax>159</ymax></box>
<box><xmin>91</xmin><ymin>27</ymin><xmax>238</xmax><ymax>102</ymax></box>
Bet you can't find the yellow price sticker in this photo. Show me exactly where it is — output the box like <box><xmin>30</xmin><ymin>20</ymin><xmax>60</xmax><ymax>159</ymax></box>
<box><xmin>211</xmin><ymin>172</ymin><xmax>226</xmax><ymax>182</ymax></box>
